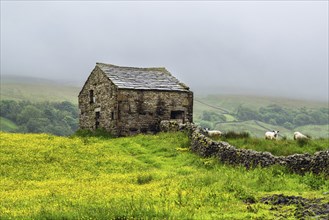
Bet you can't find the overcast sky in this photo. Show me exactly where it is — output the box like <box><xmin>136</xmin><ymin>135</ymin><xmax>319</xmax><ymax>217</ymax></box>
<box><xmin>1</xmin><ymin>1</ymin><xmax>328</xmax><ymax>101</ymax></box>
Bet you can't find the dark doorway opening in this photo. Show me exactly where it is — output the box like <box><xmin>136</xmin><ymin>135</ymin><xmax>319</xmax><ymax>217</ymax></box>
<box><xmin>95</xmin><ymin>111</ymin><xmax>100</xmax><ymax>129</ymax></box>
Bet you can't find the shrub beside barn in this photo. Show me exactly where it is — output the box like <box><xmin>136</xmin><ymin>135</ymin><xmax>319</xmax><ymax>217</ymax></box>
<box><xmin>78</xmin><ymin>63</ymin><xmax>193</xmax><ymax>136</ymax></box>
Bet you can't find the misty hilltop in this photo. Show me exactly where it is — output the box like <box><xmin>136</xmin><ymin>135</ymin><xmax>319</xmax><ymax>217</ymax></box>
<box><xmin>1</xmin><ymin>1</ymin><xmax>328</xmax><ymax>101</ymax></box>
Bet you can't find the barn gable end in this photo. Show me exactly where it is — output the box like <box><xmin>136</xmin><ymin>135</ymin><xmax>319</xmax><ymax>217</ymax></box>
<box><xmin>78</xmin><ymin>62</ymin><xmax>193</xmax><ymax>136</ymax></box>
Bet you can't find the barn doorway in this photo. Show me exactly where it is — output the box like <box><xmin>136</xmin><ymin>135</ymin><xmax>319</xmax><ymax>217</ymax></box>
<box><xmin>95</xmin><ymin>111</ymin><xmax>100</xmax><ymax>129</ymax></box>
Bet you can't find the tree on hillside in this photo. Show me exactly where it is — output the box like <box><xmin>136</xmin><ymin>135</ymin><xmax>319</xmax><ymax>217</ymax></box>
<box><xmin>232</xmin><ymin>104</ymin><xmax>329</xmax><ymax>129</ymax></box>
<box><xmin>0</xmin><ymin>100</ymin><xmax>22</xmax><ymax>121</ymax></box>
<box><xmin>17</xmin><ymin>105</ymin><xmax>42</xmax><ymax>124</ymax></box>
<box><xmin>0</xmin><ymin>100</ymin><xmax>79</xmax><ymax>136</ymax></box>
<box><xmin>200</xmin><ymin>111</ymin><xmax>226</xmax><ymax>123</ymax></box>
<box><xmin>236</xmin><ymin>106</ymin><xmax>260</xmax><ymax>121</ymax></box>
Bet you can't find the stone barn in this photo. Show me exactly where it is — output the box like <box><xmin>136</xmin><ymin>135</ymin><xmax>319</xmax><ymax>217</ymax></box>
<box><xmin>78</xmin><ymin>62</ymin><xmax>193</xmax><ymax>136</ymax></box>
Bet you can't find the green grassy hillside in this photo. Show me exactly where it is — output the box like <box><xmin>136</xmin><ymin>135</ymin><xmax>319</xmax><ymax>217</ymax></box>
<box><xmin>0</xmin><ymin>132</ymin><xmax>328</xmax><ymax>219</ymax></box>
<box><xmin>1</xmin><ymin>75</ymin><xmax>328</xmax><ymax>138</ymax></box>
<box><xmin>214</xmin><ymin>120</ymin><xmax>290</xmax><ymax>138</ymax></box>
<box><xmin>194</xmin><ymin>95</ymin><xmax>329</xmax><ymax>139</ymax></box>
<box><xmin>194</xmin><ymin>94</ymin><xmax>328</xmax><ymax>123</ymax></box>
<box><xmin>218</xmin><ymin>135</ymin><xmax>329</xmax><ymax>156</ymax></box>
<box><xmin>213</xmin><ymin>121</ymin><xmax>329</xmax><ymax>139</ymax></box>
<box><xmin>1</xmin><ymin>83</ymin><xmax>80</xmax><ymax>104</ymax></box>
<box><xmin>2</xmin><ymin>75</ymin><xmax>327</xmax><ymax>108</ymax></box>
<box><xmin>0</xmin><ymin>117</ymin><xmax>18</xmax><ymax>132</ymax></box>
<box><xmin>295</xmin><ymin>124</ymin><xmax>329</xmax><ymax>139</ymax></box>
<box><xmin>1</xmin><ymin>75</ymin><xmax>80</xmax><ymax>103</ymax></box>
<box><xmin>194</xmin><ymin>94</ymin><xmax>328</xmax><ymax>114</ymax></box>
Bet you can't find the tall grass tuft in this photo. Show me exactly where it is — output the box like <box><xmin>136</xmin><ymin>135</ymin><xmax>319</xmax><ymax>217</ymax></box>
<box><xmin>136</xmin><ymin>173</ymin><xmax>154</xmax><ymax>185</ymax></box>
<box><xmin>296</xmin><ymin>138</ymin><xmax>309</xmax><ymax>147</ymax></box>
<box><xmin>73</xmin><ymin>128</ymin><xmax>114</xmax><ymax>138</ymax></box>
<box><xmin>300</xmin><ymin>173</ymin><xmax>328</xmax><ymax>190</ymax></box>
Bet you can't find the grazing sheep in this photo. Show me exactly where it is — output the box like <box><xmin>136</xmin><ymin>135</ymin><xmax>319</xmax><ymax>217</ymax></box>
<box><xmin>265</xmin><ymin>130</ymin><xmax>279</xmax><ymax>140</ymax></box>
<box><xmin>294</xmin><ymin>131</ymin><xmax>308</xmax><ymax>140</ymax></box>
<box><xmin>204</xmin><ymin>128</ymin><xmax>222</xmax><ymax>138</ymax></box>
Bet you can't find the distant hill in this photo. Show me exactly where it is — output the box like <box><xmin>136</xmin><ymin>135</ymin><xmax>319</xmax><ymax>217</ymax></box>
<box><xmin>1</xmin><ymin>74</ymin><xmax>328</xmax><ymax>138</ymax></box>
<box><xmin>193</xmin><ymin>95</ymin><xmax>329</xmax><ymax>139</ymax></box>
<box><xmin>1</xmin><ymin>75</ymin><xmax>80</xmax><ymax>103</ymax></box>
<box><xmin>2</xmin><ymin>74</ymin><xmax>327</xmax><ymax>107</ymax></box>
<box><xmin>194</xmin><ymin>94</ymin><xmax>328</xmax><ymax>115</ymax></box>
<box><xmin>0</xmin><ymin>117</ymin><xmax>18</xmax><ymax>132</ymax></box>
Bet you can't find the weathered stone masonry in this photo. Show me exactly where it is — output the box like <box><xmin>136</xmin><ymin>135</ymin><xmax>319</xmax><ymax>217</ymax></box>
<box><xmin>160</xmin><ymin>121</ymin><xmax>329</xmax><ymax>176</ymax></box>
<box><xmin>117</xmin><ymin>90</ymin><xmax>193</xmax><ymax>136</ymax></box>
<box><xmin>79</xmin><ymin>63</ymin><xmax>193</xmax><ymax>136</ymax></box>
<box><xmin>79</xmin><ymin>66</ymin><xmax>118</xmax><ymax>133</ymax></box>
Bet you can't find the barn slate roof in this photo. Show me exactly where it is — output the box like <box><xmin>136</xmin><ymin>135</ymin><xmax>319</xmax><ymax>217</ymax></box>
<box><xmin>96</xmin><ymin>63</ymin><xmax>190</xmax><ymax>92</ymax></box>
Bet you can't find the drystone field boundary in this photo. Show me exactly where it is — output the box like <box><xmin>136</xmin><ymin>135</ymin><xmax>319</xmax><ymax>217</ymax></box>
<box><xmin>160</xmin><ymin>121</ymin><xmax>329</xmax><ymax>176</ymax></box>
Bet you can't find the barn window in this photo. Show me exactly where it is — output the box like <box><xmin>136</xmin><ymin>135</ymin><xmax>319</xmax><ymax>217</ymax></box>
<box><xmin>136</xmin><ymin>100</ymin><xmax>145</xmax><ymax>115</ymax></box>
<box><xmin>129</xmin><ymin>128</ymin><xmax>138</xmax><ymax>132</ymax></box>
<box><xmin>95</xmin><ymin>111</ymin><xmax>100</xmax><ymax>129</ymax></box>
<box><xmin>89</xmin><ymin>90</ymin><xmax>95</xmax><ymax>104</ymax></box>
<box><xmin>171</xmin><ymin>111</ymin><xmax>185</xmax><ymax>121</ymax></box>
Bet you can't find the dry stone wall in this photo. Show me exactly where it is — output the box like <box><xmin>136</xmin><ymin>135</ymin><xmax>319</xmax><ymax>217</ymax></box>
<box><xmin>160</xmin><ymin>120</ymin><xmax>329</xmax><ymax>176</ymax></box>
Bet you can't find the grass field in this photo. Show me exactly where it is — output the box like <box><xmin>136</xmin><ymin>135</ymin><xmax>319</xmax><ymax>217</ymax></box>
<box><xmin>0</xmin><ymin>132</ymin><xmax>328</xmax><ymax>219</ymax></box>
<box><xmin>212</xmin><ymin>120</ymin><xmax>329</xmax><ymax>139</ymax></box>
<box><xmin>295</xmin><ymin>124</ymin><xmax>329</xmax><ymax>139</ymax></box>
<box><xmin>218</xmin><ymin>136</ymin><xmax>329</xmax><ymax>156</ymax></box>
<box><xmin>214</xmin><ymin>120</ymin><xmax>290</xmax><ymax>138</ymax></box>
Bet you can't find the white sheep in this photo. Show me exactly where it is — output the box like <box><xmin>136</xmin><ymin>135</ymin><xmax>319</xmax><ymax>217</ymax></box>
<box><xmin>205</xmin><ymin>128</ymin><xmax>222</xmax><ymax>138</ymax></box>
<box><xmin>294</xmin><ymin>131</ymin><xmax>308</xmax><ymax>140</ymax></box>
<box><xmin>265</xmin><ymin>130</ymin><xmax>279</xmax><ymax>140</ymax></box>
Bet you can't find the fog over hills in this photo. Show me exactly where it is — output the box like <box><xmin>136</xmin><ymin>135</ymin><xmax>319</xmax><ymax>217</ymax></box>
<box><xmin>1</xmin><ymin>74</ymin><xmax>328</xmax><ymax>106</ymax></box>
<box><xmin>1</xmin><ymin>1</ymin><xmax>328</xmax><ymax>102</ymax></box>
<box><xmin>1</xmin><ymin>74</ymin><xmax>80</xmax><ymax>87</ymax></box>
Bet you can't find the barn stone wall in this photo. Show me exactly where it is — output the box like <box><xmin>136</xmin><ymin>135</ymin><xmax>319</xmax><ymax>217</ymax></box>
<box><xmin>117</xmin><ymin>89</ymin><xmax>193</xmax><ymax>136</ymax></box>
<box><xmin>78</xmin><ymin>66</ymin><xmax>119</xmax><ymax>135</ymax></box>
<box><xmin>160</xmin><ymin>121</ymin><xmax>329</xmax><ymax>176</ymax></box>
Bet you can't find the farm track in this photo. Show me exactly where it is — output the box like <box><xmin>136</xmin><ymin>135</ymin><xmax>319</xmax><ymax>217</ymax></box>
<box><xmin>194</xmin><ymin>99</ymin><xmax>231</xmax><ymax>114</ymax></box>
<box><xmin>214</xmin><ymin>120</ymin><xmax>273</xmax><ymax>131</ymax></box>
